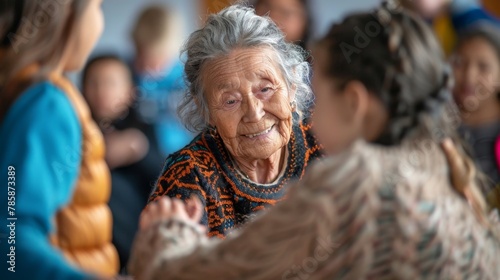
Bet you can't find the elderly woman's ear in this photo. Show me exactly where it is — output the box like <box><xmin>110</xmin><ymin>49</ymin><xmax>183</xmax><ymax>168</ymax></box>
<box><xmin>289</xmin><ymin>99</ymin><xmax>297</xmax><ymax>112</ymax></box>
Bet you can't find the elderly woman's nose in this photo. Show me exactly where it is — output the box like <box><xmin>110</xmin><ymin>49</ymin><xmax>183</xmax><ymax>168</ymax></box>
<box><xmin>242</xmin><ymin>96</ymin><xmax>265</xmax><ymax>122</ymax></box>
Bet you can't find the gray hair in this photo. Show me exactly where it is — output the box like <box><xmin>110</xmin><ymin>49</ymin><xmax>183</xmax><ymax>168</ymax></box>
<box><xmin>178</xmin><ymin>4</ymin><xmax>313</xmax><ymax>132</ymax></box>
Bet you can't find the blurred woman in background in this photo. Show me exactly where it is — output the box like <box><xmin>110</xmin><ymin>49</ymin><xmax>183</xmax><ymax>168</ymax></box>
<box><xmin>254</xmin><ymin>0</ymin><xmax>312</xmax><ymax>51</ymax></box>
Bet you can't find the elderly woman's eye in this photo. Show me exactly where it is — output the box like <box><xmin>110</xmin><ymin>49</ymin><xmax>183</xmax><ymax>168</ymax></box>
<box><xmin>261</xmin><ymin>87</ymin><xmax>274</xmax><ymax>93</ymax></box>
<box><xmin>226</xmin><ymin>100</ymin><xmax>237</xmax><ymax>105</ymax></box>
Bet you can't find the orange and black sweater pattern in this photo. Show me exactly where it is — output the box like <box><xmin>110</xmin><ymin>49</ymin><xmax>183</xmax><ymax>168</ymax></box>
<box><xmin>148</xmin><ymin>119</ymin><xmax>322</xmax><ymax>238</ymax></box>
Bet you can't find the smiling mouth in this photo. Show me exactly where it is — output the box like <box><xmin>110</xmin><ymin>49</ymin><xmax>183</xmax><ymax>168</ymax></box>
<box><xmin>245</xmin><ymin>125</ymin><xmax>275</xmax><ymax>139</ymax></box>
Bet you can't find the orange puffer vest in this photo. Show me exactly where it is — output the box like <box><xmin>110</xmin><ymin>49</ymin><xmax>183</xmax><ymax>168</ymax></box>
<box><xmin>49</xmin><ymin>74</ymin><xmax>119</xmax><ymax>277</ymax></box>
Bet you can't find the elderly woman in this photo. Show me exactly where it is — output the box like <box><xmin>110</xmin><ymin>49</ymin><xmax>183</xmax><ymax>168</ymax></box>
<box><xmin>130</xmin><ymin>4</ymin><xmax>500</xmax><ymax>280</ymax></box>
<box><xmin>146</xmin><ymin>4</ymin><xmax>322</xmax><ymax>238</ymax></box>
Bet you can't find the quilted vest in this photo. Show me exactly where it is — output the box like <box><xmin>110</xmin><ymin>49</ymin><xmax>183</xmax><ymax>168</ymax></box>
<box><xmin>49</xmin><ymin>74</ymin><xmax>119</xmax><ymax>277</ymax></box>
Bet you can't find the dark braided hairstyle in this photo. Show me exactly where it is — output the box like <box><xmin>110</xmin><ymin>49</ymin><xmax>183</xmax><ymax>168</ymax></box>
<box><xmin>316</xmin><ymin>1</ymin><xmax>493</xmax><ymax>217</ymax></box>
<box><xmin>317</xmin><ymin>1</ymin><xmax>453</xmax><ymax>145</ymax></box>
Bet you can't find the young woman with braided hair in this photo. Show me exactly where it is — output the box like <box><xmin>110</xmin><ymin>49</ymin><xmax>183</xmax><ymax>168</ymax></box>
<box><xmin>128</xmin><ymin>4</ymin><xmax>500</xmax><ymax>279</ymax></box>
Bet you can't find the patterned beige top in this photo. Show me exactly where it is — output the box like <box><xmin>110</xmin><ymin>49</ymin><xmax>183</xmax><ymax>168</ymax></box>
<box><xmin>129</xmin><ymin>140</ymin><xmax>500</xmax><ymax>280</ymax></box>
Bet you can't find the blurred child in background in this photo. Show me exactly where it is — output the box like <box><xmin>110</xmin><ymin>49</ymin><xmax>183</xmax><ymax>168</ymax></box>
<box><xmin>131</xmin><ymin>5</ymin><xmax>192</xmax><ymax>157</ymax></box>
<box><xmin>451</xmin><ymin>24</ymin><xmax>500</xmax><ymax>195</ymax></box>
<box><xmin>82</xmin><ymin>55</ymin><xmax>164</xmax><ymax>272</ymax></box>
<box><xmin>254</xmin><ymin>0</ymin><xmax>313</xmax><ymax>51</ymax></box>
<box><xmin>83</xmin><ymin>55</ymin><xmax>149</xmax><ymax>169</ymax></box>
<box><xmin>0</xmin><ymin>0</ymin><xmax>119</xmax><ymax>279</ymax></box>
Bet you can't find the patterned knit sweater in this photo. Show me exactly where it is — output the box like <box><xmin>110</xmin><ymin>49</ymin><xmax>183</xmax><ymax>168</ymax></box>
<box><xmin>148</xmin><ymin>119</ymin><xmax>322</xmax><ymax>238</ymax></box>
<box><xmin>131</xmin><ymin>139</ymin><xmax>500</xmax><ymax>280</ymax></box>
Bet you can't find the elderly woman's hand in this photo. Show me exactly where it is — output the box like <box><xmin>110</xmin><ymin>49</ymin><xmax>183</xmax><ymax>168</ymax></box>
<box><xmin>130</xmin><ymin>196</ymin><xmax>207</xmax><ymax>279</ymax></box>
<box><xmin>140</xmin><ymin>196</ymin><xmax>205</xmax><ymax>232</ymax></box>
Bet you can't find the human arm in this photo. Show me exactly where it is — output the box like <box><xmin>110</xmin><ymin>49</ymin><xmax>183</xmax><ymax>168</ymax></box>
<box><xmin>147</xmin><ymin>151</ymin><xmax>209</xmax><ymax>226</ymax></box>
<box><xmin>104</xmin><ymin>128</ymin><xmax>149</xmax><ymax>169</ymax></box>
<box><xmin>129</xmin><ymin>148</ymin><xmax>379</xmax><ymax>280</ymax></box>
<box><xmin>0</xmin><ymin>83</ymin><xmax>93</xmax><ymax>280</ymax></box>
<box><xmin>130</xmin><ymin>139</ymin><xmax>500</xmax><ymax>280</ymax></box>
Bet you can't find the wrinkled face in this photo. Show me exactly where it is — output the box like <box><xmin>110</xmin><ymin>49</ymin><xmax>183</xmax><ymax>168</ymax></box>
<box><xmin>311</xmin><ymin>53</ymin><xmax>360</xmax><ymax>155</ymax></box>
<box><xmin>202</xmin><ymin>47</ymin><xmax>294</xmax><ymax>161</ymax></box>
<box><xmin>84</xmin><ymin>60</ymin><xmax>133</xmax><ymax>120</ymax></box>
<box><xmin>452</xmin><ymin>37</ymin><xmax>500</xmax><ymax>111</ymax></box>
<box><xmin>255</xmin><ymin>0</ymin><xmax>307</xmax><ymax>43</ymax></box>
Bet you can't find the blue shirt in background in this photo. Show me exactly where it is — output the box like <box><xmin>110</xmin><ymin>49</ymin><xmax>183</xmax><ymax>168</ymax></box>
<box><xmin>133</xmin><ymin>60</ymin><xmax>193</xmax><ymax>157</ymax></box>
<box><xmin>451</xmin><ymin>0</ymin><xmax>500</xmax><ymax>31</ymax></box>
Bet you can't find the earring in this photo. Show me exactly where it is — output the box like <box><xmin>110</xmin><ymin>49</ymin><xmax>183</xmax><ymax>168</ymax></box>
<box><xmin>290</xmin><ymin>100</ymin><xmax>297</xmax><ymax>111</ymax></box>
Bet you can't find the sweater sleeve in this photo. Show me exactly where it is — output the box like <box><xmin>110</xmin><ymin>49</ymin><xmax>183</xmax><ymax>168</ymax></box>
<box><xmin>129</xmin><ymin>151</ymin><xmax>367</xmax><ymax>280</ymax></box>
<box><xmin>148</xmin><ymin>149</ymin><xmax>210</xmax><ymax>226</ymax></box>
<box><xmin>0</xmin><ymin>82</ymin><xmax>91</xmax><ymax>280</ymax></box>
<box><xmin>129</xmin><ymin>141</ymin><xmax>500</xmax><ymax>280</ymax></box>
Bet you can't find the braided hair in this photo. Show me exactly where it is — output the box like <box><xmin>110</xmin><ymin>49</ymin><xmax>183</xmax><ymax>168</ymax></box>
<box><xmin>317</xmin><ymin>1</ymin><xmax>453</xmax><ymax>145</ymax></box>
<box><xmin>316</xmin><ymin>1</ymin><xmax>494</xmax><ymax>220</ymax></box>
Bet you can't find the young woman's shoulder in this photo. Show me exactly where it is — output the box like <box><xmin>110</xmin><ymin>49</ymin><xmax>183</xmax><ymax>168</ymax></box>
<box><xmin>293</xmin><ymin>141</ymin><xmax>382</xmax><ymax>192</ymax></box>
<box><xmin>0</xmin><ymin>80</ymin><xmax>83</xmax><ymax>201</ymax></box>
<box><xmin>299</xmin><ymin>140</ymin><xmax>450</xmax><ymax>196</ymax></box>
<box><xmin>2</xmin><ymin>80</ymin><xmax>80</xmax><ymax>133</ymax></box>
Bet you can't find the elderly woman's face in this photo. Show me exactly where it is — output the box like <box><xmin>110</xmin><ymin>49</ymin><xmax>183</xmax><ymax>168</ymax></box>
<box><xmin>202</xmin><ymin>47</ymin><xmax>294</xmax><ymax>161</ymax></box>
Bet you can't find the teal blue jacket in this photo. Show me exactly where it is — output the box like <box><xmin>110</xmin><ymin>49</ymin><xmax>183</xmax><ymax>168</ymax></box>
<box><xmin>0</xmin><ymin>81</ymin><xmax>91</xmax><ymax>280</ymax></box>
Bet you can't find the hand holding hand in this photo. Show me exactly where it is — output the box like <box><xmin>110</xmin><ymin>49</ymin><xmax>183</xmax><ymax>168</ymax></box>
<box><xmin>139</xmin><ymin>195</ymin><xmax>205</xmax><ymax>232</ymax></box>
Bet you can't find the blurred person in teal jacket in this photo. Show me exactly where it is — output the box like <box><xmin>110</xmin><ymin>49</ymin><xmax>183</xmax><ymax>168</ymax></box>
<box><xmin>130</xmin><ymin>5</ymin><xmax>192</xmax><ymax>157</ymax></box>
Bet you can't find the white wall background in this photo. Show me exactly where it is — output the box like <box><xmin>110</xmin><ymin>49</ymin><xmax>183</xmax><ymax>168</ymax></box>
<box><xmin>93</xmin><ymin>0</ymin><xmax>200</xmax><ymax>57</ymax></box>
<box><xmin>69</xmin><ymin>0</ymin><xmax>381</xmax><ymax>84</ymax></box>
<box><xmin>310</xmin><ymin>0</ymin><xmax>381</xmax><ymax>38</ymax></box>
<box><xmin>92</xmin><ymin>0</ymin><xmax>381</xmax><ymax>57</ymax></box>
